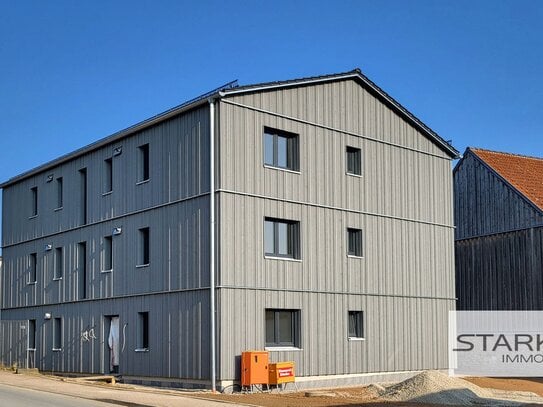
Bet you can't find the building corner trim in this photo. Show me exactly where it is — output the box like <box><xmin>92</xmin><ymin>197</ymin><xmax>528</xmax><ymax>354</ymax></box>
<box><xmin>209</xmin><ymin>98</ymin><xmax>217</xmax><ymax>392</ymax></box>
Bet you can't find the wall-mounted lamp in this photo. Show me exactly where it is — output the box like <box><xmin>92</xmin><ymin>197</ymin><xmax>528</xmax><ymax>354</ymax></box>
<box><xmin>113</xmin><ymin>146</ymin><xmax>122</xmax><ymax>156</ymax></box>
<box><xmin>44</xmin><ymin>313</ymin><xmax>51</xmax><ymax>320</ymax></box>
<box><xmin>44</xmin><ymin>244</ymin><xmax>52</xmax><ymax>251</ymax></box>
<box><xmin>46</xmin><ymin>174</ymin><xmax>54</xmax><ymax>182</ymax></box>
<box><xmin>113</xmin><ymin>227</ymin><xmax>122</xmax><ymax>236</ymax></box>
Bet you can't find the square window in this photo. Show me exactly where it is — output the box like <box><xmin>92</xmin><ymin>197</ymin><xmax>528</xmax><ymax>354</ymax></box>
<box><xmin>264</xmin><ymin>218</ymin><xmax>300</xmax><ymax>259</ymax></box>
<box><xmin>53</xmin><ymin>318</ymin><xmax>62</xmax><ymax>350</ymax></box>
<box><xmin>54</xmin><ymin>247</ymin><xmax>63</xmax><ymax>279</ymax></box>
<box><xmin>265</xmin><ymin>309</ymin><xmax>300</xmax><ymax>347</ymax></box>
<box><xmin>137</xmin><ymin>312</ymin><xmax>149</xmax><ymax>350</ymax></box>
<box><xmin>138</xmin><ymin>144</ymin><xmax>150</xmax><ymax>182</ymax></box>
<box><xmin>348</xmin><ymin>311</ymin><xmax>364</xmax><ymax>339</ymax></box>
<box><xmin>347</xmin><ymin>228</ymin><xmax>363</xmax><ymax>257</ymax></box>
<box><xmin>263</xmin><ymin>127</ymin><xmax>299</xmax><ymax>171</ymax></box>
<box><xmin>346</xmin><ymin>146</ymin><xmax>362</xmax><ymax>176</ymax></box>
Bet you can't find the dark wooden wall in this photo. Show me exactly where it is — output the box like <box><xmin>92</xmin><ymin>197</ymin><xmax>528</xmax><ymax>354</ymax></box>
<box><xmin>455</xmin><ymin>227</ymin><xmax>543</xmax><ymax>310</ymax></box>
<box><xmin>454</xmin><ymin>151</ymin><xmax>543</xmax><ymax>240</ymax></box>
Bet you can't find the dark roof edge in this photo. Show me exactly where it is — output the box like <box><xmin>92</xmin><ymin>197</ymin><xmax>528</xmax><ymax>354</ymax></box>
<box><xmin>0</xmin><ymin>84</ymin><xmax>233</xmax><ymax>188</ymax></box>
<box><xmin>220</xmin><ymin>68</ymin><xmax>459</xmax><ymax>159</ymax></box>
<box><xmin>464</xmin><ymin>147</ymin><xmax>543</xmax><ymax>215</ymax></box>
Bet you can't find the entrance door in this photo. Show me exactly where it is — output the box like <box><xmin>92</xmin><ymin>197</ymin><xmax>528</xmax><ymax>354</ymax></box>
<box><xmin>105</xmin><ymin>316</ymin><xmax>120</xmax><ymax>374</ymax></box>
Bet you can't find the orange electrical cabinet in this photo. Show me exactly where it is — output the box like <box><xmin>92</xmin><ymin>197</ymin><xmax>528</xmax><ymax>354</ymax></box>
<box><xmin>269</xmin><ymin>361</ymin><xmax>295</xmax><ymax>385</ymax></box>
<box><xmin>241</xmin><ymin>351</ymin><xmax>269</xmax><ymax>386</ymax></box>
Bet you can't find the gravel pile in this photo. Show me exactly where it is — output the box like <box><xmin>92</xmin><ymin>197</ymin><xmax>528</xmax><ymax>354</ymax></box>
<box><xmin>382</xmin><ymin>371</ymin><xmax>542</xmax><ymax>406</ymax></box>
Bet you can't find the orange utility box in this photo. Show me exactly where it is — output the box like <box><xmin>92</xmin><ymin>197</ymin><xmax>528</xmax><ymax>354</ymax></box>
<box><xmin>268</xmin><ymin>361</ymin><xmax>295</xmax><ymax>385</ymax></box>
<box><xmin>241</xmin><ymin>351</ymin><xmax>269</xmax><ymax>386</ymax></box>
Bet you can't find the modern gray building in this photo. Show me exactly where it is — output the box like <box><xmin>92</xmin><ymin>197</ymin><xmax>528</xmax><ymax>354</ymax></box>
<box><xmin>455</xmin><ymin>147</ymin><xmax>543</xmax><ymax>310</ymax></box>
<box><xmin>0</xmin><ymin>69</ymin><xmax>458</xmax><ymax>390</ymax></box>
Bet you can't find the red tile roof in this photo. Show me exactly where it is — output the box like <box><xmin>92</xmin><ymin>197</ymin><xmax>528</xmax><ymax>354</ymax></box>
<box><xmin>471</xmin><ymin>148</ymin><xmax>543</xmax><ymax>212</ymax></box>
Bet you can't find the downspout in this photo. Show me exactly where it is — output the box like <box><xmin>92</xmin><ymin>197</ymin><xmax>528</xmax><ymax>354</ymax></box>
<box><xmin>208</xmin><ymin>98</ymin><xmax>216</xmax><ymax>392</ymax></box>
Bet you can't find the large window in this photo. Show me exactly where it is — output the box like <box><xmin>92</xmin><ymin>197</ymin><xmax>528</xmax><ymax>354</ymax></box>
<box><xmin>265</xmin><ymin>309</ymin><xmax>300</xmax><ymax>348</ymax></box>
<box><xmin>138</xmin><ymin>227</ymin><xmax>150</xmax><ymax>266</ymax></box>
<box><xmin>347</xmin><ymin>228</ymin><xmax>363</xmax><ymax>257</ymax></box>
<box><xmin>53</xmin><ymin>318</ymin><xmax>62</xmax><ymax>350</ymax></box>
<box><xmin>54</xmin><ymin>247</ymin><xmax>63</xmax><ymax>280</ymax></box>
<box><xmin>28</xmin><ymin>253</ymin><xmax>37</xmax><ymax>284</ymax></box>
<box><xmin>138</xmin><ymin>144</ymin><xmax>150</xmax><ymax>182</ymax></box>
<box><xmin>263</xmin><ymin>127</ymin><xmax>299</xmax><ymax>171</ymax></box>
<box><xmin>346</xmin><ymin>146</ymin><xmax>362</xmax><ymax>176</ymax></box>
<box><xmin>348</xmin><ymin>311</ymin><xmax>364</xmax><ymax>339</ymax></box>
<box><xmin>30</xmin><ymin>187</ymin><xmax>38</xmax><ymax>217</ymax></box>
<box><xmin>137</xmin><ymin>312</ymin><xmax>149</xmax><ymax>350</ymax></box>
<box><xmin>264</xmin><ymin>218</ymin><xmax>300</xmax><ymax>259</ymax></box>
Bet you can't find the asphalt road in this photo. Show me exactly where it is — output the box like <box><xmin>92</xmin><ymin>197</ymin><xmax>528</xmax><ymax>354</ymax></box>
<box><xmin>0</xmin><ymin>383</ymin><xmax>123</xmax><ymax>407</ymax></box>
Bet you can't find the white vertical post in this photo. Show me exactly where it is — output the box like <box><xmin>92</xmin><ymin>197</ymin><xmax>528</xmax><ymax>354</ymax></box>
<box><xmin>209</xmin><ymin>99</ymin><xmax>216</xmax><ymax>392</ymax></box>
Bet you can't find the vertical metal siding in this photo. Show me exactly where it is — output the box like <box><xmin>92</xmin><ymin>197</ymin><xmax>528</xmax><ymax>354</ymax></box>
<box><xmin>2</xmin><ymin>107</ymin><xmax>210</xmax><ymax>247</ymax></box>
<box><xmin>1</xmin><ymin>104</ymin><xmax>212</xmax><ymax>381</ymax></box>
<box><xmin>1</xmin><ymin>292</ymin><xmax>210</xmax><ymax>378</ymax></box>
<box><xmin>217</xmin><ymin>289</ymin><xmax>452</xmax><ymax>379</ymax></box>
<box><xmin>218</xmin><ymin>101</ymin><xmax>453</xmax><ymax>227</ymax></box>
<box><xmin>217</xmin><ymin>78</ymin><xmax>455</xmax><ymax>380</ymax></box>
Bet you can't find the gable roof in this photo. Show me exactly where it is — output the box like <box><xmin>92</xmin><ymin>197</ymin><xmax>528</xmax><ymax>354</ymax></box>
<box><xmin>1</xmin><ymin>68</ymin><xmax>457</xmax><ymax>188</ymax></box>
<box><xmin>469</xmin><ymin>147</ymin><xmax>543</xmax><ymax>212</ymax></box>
<box><xmin>220</xmin><ymin>68</ymin><xmax>459</xmax><ymax>159</ymax></box>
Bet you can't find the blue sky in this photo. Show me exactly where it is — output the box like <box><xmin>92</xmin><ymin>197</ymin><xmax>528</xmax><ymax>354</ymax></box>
<box><xmin>1</xmin><ymin>1</ymin><xmax>542</xmax><ymax>183</ymax></box>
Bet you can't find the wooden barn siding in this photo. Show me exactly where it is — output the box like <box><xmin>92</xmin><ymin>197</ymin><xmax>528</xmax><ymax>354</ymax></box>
<box><xmin>455</xmin><ymin>227</ymin><xmax>543</xmax><ymax>310</ymax></box>
<box><xmin>454</xmin><ymin>152</ymin><xmax>543</xmax><ymax>240</ymax></box>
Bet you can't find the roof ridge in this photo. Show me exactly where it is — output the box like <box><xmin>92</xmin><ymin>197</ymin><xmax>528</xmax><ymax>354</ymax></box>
<box><xmin>470</xmin><ymin>147</ymin><xmax>543</xmax><ymax>161</ymax></box>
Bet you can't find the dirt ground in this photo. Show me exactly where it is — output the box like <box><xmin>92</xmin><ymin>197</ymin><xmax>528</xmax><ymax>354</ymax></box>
<box><xmin>197</xmin><ymin>377</ymin><xmax>543</xmax><ymax>407</ymax></box>
<box><xmin>199</xmin><ymin>387</ymin><xmax>443</xmax><ymax>407</ymax></box>
<box><xmin>465</xmin><ymin>376</ymin><xmax>543</xmax><ymax>397</ymax></box>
